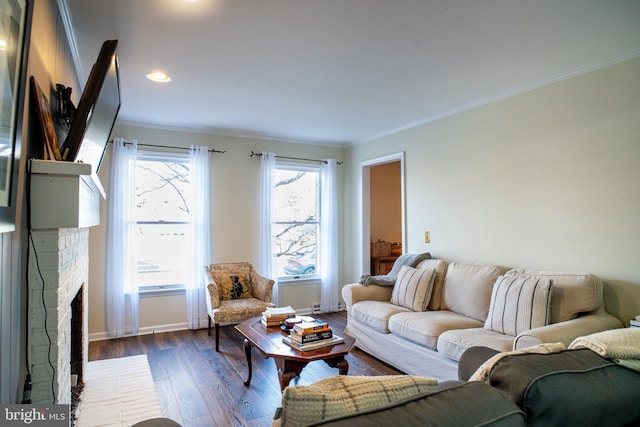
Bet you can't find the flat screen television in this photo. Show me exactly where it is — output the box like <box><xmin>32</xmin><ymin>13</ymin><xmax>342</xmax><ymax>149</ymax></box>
<box><xmin>61</xmin><ymin>39</ymin><xmax>120</xmax><ymax>174</ymax></box>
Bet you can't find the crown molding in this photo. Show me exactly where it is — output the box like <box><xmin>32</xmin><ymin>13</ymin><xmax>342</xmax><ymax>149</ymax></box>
<box><xmin>354</xmin><ymin>49</ymin><xmax>640</xmax><ymax>146</ymax></box>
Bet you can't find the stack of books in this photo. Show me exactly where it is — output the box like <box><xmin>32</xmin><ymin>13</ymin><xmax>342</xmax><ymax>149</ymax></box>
<box><xmin>261</xmin><ymin>306</ymin><xmax>296</xmax><ymax>328</ymax></box>
<box><xmin>283</xmin><ymin>318</ymin><xmax>344</xmax><ymax>351</ymax></box>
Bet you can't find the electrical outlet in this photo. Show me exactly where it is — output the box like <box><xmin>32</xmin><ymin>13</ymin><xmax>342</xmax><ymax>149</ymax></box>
<box><xmin>424</xmin><ymin>231</ymin><xmax>430</xmax><ymax>243</ymax></box>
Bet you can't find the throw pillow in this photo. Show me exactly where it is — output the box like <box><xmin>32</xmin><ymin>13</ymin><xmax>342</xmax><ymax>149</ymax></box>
<box><xmin>484</xmin><ymin>275</ymin><xmax>552</xmax><ymax>336</ymax></box>
<box><xmin>390</xmin><ymin>266</ymin><xmax>436</xmax><ymax>311</ymax></box>
<box><xmin>214</xmin><ymin>272</ymin><xmax>253</xmax><ymax>300</ymax></box>
<box><xmin>279</xmin><ymin>375</ymin><xmax>437</xmax><ymax>427</ymax></box>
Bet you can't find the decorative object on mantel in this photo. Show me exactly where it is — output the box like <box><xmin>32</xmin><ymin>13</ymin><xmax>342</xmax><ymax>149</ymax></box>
<box><xmin>30</xmin><ymin>76</ymin><xmax>63</xmax><ymax>161</ymax></box>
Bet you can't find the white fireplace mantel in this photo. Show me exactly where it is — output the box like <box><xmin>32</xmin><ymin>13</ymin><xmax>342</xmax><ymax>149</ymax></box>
<box><xmin>29</xmin><ymin>159</ymin><xmax>105</xmax><ymax>229</ymax></box>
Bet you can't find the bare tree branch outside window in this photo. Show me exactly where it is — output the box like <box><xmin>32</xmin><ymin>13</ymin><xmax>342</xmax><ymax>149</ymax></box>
<box><xmin>273</xmin><ymin>168</ymin><xmax>320</xmax><ymax>276</ymax></box>
<box><xmin>135</xmin><ymin>158</ymin><xmax>192</xmax><ymax>288</ymax></box>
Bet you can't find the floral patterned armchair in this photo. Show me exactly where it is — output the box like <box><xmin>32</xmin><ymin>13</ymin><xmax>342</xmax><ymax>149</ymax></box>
<box><xmin>205</xmin><ymin>262</ymin><xmax>275</xmax><ymax>351</ymax></box>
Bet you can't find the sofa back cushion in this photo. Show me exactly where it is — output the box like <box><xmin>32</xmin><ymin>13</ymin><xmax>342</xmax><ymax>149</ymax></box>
<box><xmin>505</xmin><ymin>269</ymin><xmax>602</xmax><ymax>323</ymax></box>
<box><xmin>415</xmin><ymin>259</ymin><xmax>448</xmax><ymax>310</ymax></box>
<box><xmin>390</xmin><ymin>266</ymin><xmax>436</xmax><ymax>311</ymax></box>
<box><xmin>441</xmin><ymin>262</ymin><xmax>505</xmax><ymax>322</ymax></box>
<box><xmin>484</xmin><ymin>276</ymin><xmax>553</xmax><ymax>336</ymax></box>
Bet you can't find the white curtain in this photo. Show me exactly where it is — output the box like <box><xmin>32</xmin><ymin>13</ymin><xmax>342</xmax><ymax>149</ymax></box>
<box><xmin>259</xmin><ymin>151</ymin><xmax>278</xmax><ymax>305</ymax></box>
<box><xmin>187</xmin><ymin>145</ymin><xmax>212</xmax><ymax>329</ymax></box>
<box><xmin>106</xmin><ymin>138</ymin><xmax>139</xmax><ymax>338</ymax></box>
<box><xmin>320</xmin><ymin>159</ymin><xmax>340</xmax><ymax>312</ymax></box>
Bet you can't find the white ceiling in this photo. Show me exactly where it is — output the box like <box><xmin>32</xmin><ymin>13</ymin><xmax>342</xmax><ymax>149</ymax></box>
<box><xmin>62</xmin><ymin>0</ymin><xmax>640</xmax><ymax>146</ymax></box>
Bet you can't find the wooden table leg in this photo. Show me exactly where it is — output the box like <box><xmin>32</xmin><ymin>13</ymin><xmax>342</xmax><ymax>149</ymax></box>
<box><xmin>274</xmin><ymin>358</ymin><xmax>308</xmax><ymax>391</ymax></box>
<box><xmin>243</xmin><ymin>338</ymin><xmax>252</xmax><ymax>386</ymax></box>
<box><xmin>324</xmin><ymin>356</ymin><xmax>349</xmax><ymax>375</ymax></box>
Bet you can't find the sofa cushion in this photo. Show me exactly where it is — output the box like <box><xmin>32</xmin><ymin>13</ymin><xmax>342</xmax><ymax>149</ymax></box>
<box><xmin>390</xmin><ymin>266</ymin><xmax>436</xmax><ymax>311</ymax></box>
<box><xmin>305</xmin><ymin>381</ymin><xmax>525</xmax><ymax>427</ymax></box>
<box><xmin>441</xmin><ymin>262</ymin><xmax>505</xmax><ymax>322</ymax></box>
<box><xmin>484</xmin><ymin>276</ymin><xmax>552</xmax><ymax>336</ymax></box>
<box><xmin>505</xmin><ymin>269</ymin><xmax>602</xmax><ymax>323</ymax></box>
<box><xmin>352</xmin><ymin>301</ymin><xmax>412</xmax><ymax>333</ymax></box>
<box><xmin>388</xmin><ymin>311</ymin><xmax>484</xmax><ymax>350</ymax></box>
<box><xmin>438</xmin><ymin>328</ymin><xmax>514</xmax><ymax>361</ymax></box>
<box><xmin>414</xmin><ymin>259</ymin><xmax>448</xmax><ymax>310</ymax></box>
<box><xmin>276</xmin><ymin>375</ymin><xmax>437</xmax><ymax>427</ymax></box>
<box><xmin>484</xmin><ymin>348</ymin><xmax>640</xmax><ymax>427</ymax></box>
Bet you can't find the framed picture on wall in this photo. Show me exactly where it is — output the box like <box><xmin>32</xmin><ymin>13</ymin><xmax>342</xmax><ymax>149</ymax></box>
<box><xmin>0</xmin><ymin>0</ymin><xmax>31</xmax><ymax>232</ymax></box>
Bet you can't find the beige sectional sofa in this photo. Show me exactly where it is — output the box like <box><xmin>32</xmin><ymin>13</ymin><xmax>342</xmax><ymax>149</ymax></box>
<box><xmin>342</xmin><ymin>259</ymin><xmax>623</xmax><ymax>381</ymax></box>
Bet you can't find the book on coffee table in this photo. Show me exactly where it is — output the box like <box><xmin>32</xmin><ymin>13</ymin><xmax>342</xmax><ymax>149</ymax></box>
<box><xmin>264</xmin><ymin>306</ymin><xmax>296</xmax><ymax>317</ymax></box>
<box><xmin>282</xmin><ymin>335</ymin><xmax>344</xmax><ymax>351</ymax></box>
<box><xmin>261</xmin><ymin>306</ymin><xmax>297</xmax><ymax>327</ymax></box>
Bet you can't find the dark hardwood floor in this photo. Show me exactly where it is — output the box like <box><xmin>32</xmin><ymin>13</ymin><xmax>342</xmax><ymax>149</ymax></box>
<box><xmin>88</xmin><ymin>312</ymin><xmax>402</xmax><ymax>427</ymax></box>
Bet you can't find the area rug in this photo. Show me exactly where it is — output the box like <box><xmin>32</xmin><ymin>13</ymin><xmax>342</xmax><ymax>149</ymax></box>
<box><xmin>74</xmin><ymin>355</ymin><xmax>162</xmax><ymax>427</ymax></box>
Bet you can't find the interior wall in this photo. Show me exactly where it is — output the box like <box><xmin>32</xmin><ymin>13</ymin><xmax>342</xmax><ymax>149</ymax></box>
<box><xmin>369</xmin><ymin>161</ymin><xmax>402</xmax><ymax>244</ymax></box>
<box><xmin>88</xmin><ymin>123</ymin><xmax>344</xmax><ymax>337</ymax></box>
<box><xmin>344</xmin><ymin>56</ymin><xmax>640</xmax><ymax>326</ymax></box>
<box><xmin>0</xmin><ymin>0</ymin><xmax>80</xmax><ymax>403</ymax></box>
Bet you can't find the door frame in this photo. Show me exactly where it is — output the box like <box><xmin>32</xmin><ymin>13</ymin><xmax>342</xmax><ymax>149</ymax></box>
<box><xmin>359</xmin><ymin>152</ymin><xmax>406</xmax><ymax>274</ymax></box>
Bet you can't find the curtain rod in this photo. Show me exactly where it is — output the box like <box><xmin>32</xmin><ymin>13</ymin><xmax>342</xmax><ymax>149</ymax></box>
<box><xmin>250</xmin><ymin>150</ymin><xmax>342</xmax><ymax>165</ymax></box>
<box><xmin>109</xmin><ymin>139</ymin><xmax>226</xmax><ymax>154</ymax></box>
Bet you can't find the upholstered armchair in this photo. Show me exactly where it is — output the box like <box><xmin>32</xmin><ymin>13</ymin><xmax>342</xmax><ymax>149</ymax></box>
<box><xmin>205</xmin><ymin>262</ymin><xmax>276</xmax><ymax>351</ymax></box>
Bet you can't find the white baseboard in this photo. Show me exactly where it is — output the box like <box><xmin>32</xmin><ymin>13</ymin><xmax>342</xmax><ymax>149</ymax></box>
<box><xmin>89</xmin><ymin>322</ymin><xmax>189</xmax><ymax>342</ymax></box>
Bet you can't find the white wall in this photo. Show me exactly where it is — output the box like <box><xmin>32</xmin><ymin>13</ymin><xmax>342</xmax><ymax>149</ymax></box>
<box><xmin>0</xmin><ymin>0</ymin><xmax>81</xmax><ymax>402</ymax></box>
<box><xmin>88</xmin><ymin>124</ymin><xmax>344</xmax><ymax>336</ymax></box>
<box><xmin>344</xmin><ymin>57</ymin><xmax>640</xmax><ymax>325</ymax></box>
<box><xmin>87</xmin><ymin>56</ymin><xmax>640</xmax><ymax>337</ymax></box>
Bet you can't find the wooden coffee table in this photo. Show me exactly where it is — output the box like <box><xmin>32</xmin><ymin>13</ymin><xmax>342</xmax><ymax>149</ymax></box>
<box><xmin>235</xmin><ymin>317</ymin><xmax>355</xmax><ymax>391</ymax></box>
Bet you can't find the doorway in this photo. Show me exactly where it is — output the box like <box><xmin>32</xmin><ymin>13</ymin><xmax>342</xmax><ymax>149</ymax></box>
<box><xmin>360</xmin><ymin>152</ymin><xmax>405</xmax><ymax>274</ymax></box>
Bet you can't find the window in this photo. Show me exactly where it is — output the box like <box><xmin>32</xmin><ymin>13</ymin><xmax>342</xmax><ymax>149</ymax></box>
<box><xmin>135</xmin><ymin>152</ymin><xmax>191</xmax><ymax>292</ymax></box>
<box><xmin>273</xmin><ymin>164</ymin><xmax>320</xmax><ymax>280</ymax></box>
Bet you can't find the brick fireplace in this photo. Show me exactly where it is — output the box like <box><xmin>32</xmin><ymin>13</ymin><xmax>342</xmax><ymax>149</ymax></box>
<box><xmin>27</xmin><ymin>227</ymin><xmax>89</xmax><ymax>404</ymax></box>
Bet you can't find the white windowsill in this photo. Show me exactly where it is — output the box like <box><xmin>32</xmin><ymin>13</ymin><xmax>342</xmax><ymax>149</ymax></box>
<box><xmin>277</xmin><ymin>276</ymin><xmax>321</xmax><ymax>286</ymax></box>
<box><xmin>139</xmin><ymin>286</ymin><xmax>186</xmax><ymax>298</ymax></box>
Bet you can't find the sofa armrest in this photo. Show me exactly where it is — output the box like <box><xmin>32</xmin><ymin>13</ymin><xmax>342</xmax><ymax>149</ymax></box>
<box><xmin>514</xmin><ymin>305</ymin><xmax>623</xmax><ymax>349</ymax></box>
<box><xmin>341</xmin><ymin>283</ymin><xmax>393</xmax><ymax>314</ymax></box>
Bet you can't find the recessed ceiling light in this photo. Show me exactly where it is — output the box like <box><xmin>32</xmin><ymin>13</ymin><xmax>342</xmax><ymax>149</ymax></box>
<box><xmin>0</xmin><ymin>40</ymin><xmax>7</xmax><ymax>51</ymax></box>
<box><xmin>145</xmin><ymin>71</ymin><xmax>171</xmax><ymax>82</ymax></box>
